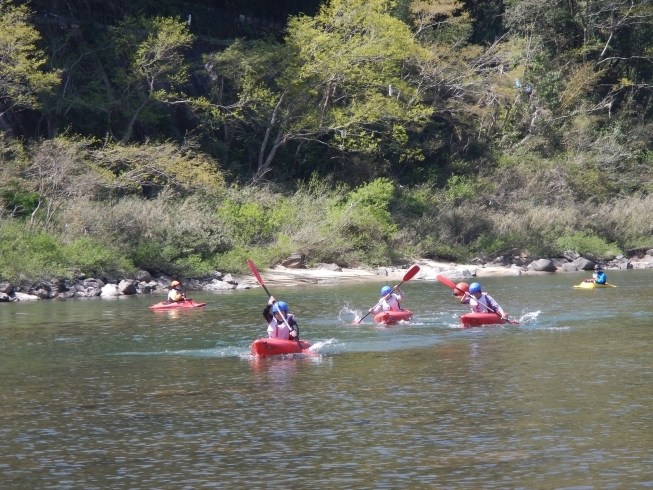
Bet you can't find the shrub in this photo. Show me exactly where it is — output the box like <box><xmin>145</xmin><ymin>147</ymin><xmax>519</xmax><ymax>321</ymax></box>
<box><xmin>555</xmin><ymin>232</ymin><xmax>622</xmax><ymax>259</ymax></box>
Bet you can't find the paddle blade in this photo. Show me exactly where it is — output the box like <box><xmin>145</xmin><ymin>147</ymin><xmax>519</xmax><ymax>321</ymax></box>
<box><xmin>247</xmin><ymin>259</ymin><xmax>265</xmax><ymax>287</ymax></box>
<box><xmin>436</xmin><ymin>274</ymin><xmax>457</xmax><ymax>290</ymax></box>
<box><xmin>402</xmin><ymin>265</ymin><xmax>421</xmax><ymax>282</ymax></box>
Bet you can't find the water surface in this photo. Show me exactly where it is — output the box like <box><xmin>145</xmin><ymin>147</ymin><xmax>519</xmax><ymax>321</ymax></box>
<box><xmin>1</xmin><ymin>270</ymin><xmax>652</xmax><ymax>488</ymax></box>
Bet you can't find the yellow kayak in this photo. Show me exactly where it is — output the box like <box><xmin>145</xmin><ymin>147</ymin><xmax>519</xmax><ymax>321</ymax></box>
<box><xmin>573</xmin><ymin>282</ymin><xmax>617</xmax><ymax>289</ymax></box>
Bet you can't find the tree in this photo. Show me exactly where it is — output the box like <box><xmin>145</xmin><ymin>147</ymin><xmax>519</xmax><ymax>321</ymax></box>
<box><xmin>203</xmin><ymin>0</ymin><xmax>433</xmax><ymax>182</ymax></box>
<box><xmin>0</xmin><ymin>1</ymin><xmax>59</xmax><ymax>123</ymax></box>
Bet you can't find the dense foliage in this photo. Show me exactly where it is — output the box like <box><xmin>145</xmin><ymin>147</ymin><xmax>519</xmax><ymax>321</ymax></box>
<box><xmin>1</xmin><ymin>0</ymin><xmax>653</xmax><ymax>281</ymax></box>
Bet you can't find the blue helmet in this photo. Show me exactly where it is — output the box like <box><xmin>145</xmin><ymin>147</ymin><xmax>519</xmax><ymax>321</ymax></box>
<box><xmin>381</xmin><ymin>286</ymin><xmax>392</xmax><ymax>296</ymax></box>
<box><xmin>272</xmin><ymin>301</ymin><xmax>288</xmax><ymax>313</ymax></box>
<box><xmin>469</xmin><ymin>282</ymin><xmax>482</xmax><ymax>294</ymax></box>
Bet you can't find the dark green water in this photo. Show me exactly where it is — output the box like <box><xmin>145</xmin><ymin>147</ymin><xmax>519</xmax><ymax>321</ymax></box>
<box><xmin>1</xmin><ymin>270</ymin><xmax>652</xmax><ymax>488</ymax></box>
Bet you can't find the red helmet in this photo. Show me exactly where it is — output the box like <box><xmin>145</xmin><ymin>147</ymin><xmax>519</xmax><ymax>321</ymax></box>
<box><xmin>453</xmin><ymin>282</ymin><xmax>469</xmax><ymax>297</ymax></box>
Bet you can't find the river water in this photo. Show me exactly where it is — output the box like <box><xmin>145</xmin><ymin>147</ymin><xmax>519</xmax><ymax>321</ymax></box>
<box><xmin>1</xmin><ymin>269</ymin><xmax>652</xmax><ymax>488</ymax></box>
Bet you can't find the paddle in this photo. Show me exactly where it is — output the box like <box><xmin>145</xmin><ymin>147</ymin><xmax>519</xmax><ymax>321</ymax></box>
<box><xmin>352</xmin><ymin>264</ymin><xmax>421</xmax><ymax>325</ymax></box>
<box><xmin>247</xmin><ymin>259</ymin><xmax>297</xmax><ymax>340</ymax></box>
<box><xmin>436</xmin><ymin>274</ymin><xmax>518</xmax><ymax>324</ymax></box>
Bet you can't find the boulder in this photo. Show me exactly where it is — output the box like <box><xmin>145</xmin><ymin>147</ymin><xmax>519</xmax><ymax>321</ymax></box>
<box><xmin>571</xmin><ymin>257</ymin><xmax>595</xmax><ymax>271</ymax></box>
<box><xmin>118</xmin><ymin>279</ymin><xmax>138</xmax><ymax>295</ymax></box>
<box><xmin>0</xmin><ymin>292</ymin><xmax>11</xmax><ymax>302</ymax></box>
<box><xmin>204</xmin><ymin>279</ymin><xmax>236</xmax><ymax>291</ymax></box>
<box><xmin>550</xmin><ymin>258</ymin><xmax>569</xmax><ymax>269</ymax></box>
<box><xmin>375</xmin><ymin>268</ymin><xmax>388</xmax><ymax>276</ymax></box>
<box><xmin>561</xmin><ymin>262</ymin><xmax>579</xmax><ymax>272</ymax></box>
<box><xmin>83</xmin><ymin>278</ymin><xmax>105</xmax><ymax>288</ymax></box>
<box><xmin>136</xmin><ymin>269</ymin><xmax>153</xmax><ymax>282</ymax></box>
<box><xmin>137</xmin><ymin>282</ymin><xmax>156</xmax><ymax>294</ymax></box>
<box><xmin>222</xmin><ymin>274</ymin><xmax>237</xmax><ymax>285</ymax></box>
<box><xmin>318</xmin><ymin>263</ymin><xmax>342</xmax><ymax>272</ymax></box>
<box><xmin>0</xmin><ymin>282</ymin><xmax>14</xmax><ymax>294</ymax></box>
<box><xmin>281</xmin><ymin>254</ymin><xmax>304</xmax><ymax>268</ymax></box>
<box><xmin>527</xmin><ymin>259</ymin><xmax>557</xmax><ymax>272</ymax></box>
<box><xmin>562</xmin><ymin>250</ymin><xmax>580</xmax><ymax>261</ymax></box>
<box><xmin>14</xmin><ymin>292</ymin><xmax>40</xmax><ymax>301</ymax></box>
<box><xmin>101</xmin><ymin>284</ymin><xmax>121</xmax><ymax>297</ymax></box>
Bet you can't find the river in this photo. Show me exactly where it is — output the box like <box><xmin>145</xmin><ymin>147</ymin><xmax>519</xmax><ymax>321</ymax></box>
<box><xmin>1</xmin><ymin>269</ymin><xmax>652</xmax><ymax>488</ymax></box>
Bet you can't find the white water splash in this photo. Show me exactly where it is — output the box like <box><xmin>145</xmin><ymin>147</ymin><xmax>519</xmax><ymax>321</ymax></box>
<box><xmin>338</xmin><ymin>306</ymin><xmax>362</xmax><ymax>324</ymax></box>
<box><xmin>306</xmin><ymin>338</ymin><xmax>336</xmax><ymax>352</ymax></box>
<box><xmin>518</xmin><ymin>310</ymin><xmax>540</xmax><ymax>324</ymax></box>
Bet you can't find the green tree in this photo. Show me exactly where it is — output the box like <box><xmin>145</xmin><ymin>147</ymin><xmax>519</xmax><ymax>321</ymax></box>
<box><xmin>0</xmin><ymin>1</ymin><xmax>59</xmax><ymax>120</ymax></box>
<box><xmin>203</xmin><ymin>0</ymin><xmax>433</xmax><ymax>182</ymax></box>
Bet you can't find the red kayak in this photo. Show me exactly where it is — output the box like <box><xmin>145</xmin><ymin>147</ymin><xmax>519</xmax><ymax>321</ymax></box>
<box><xmin>148</xmin><ymin>299</ymin><xmax>206</xmax><ymax>310</ymax></box>
<box><xmin>460</xmin><ymin>312</ymin><xmax>518</xmax><ymax>327</ymax></box>
<box><xmin>250</xmin><ymin>338</ymin><xmax>312</xmax><ymax>357</ymax></box>
<box><xmin>374</xmin><ymin>309</ymin><xmax>413</xmax><ymax>325</ymax></box>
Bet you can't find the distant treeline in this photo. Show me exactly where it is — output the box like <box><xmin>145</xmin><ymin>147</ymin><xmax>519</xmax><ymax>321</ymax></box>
<box><xmin>0</xmin><ymin>0</ymin><xmax>652</xmax><ymax>281</ymax></box>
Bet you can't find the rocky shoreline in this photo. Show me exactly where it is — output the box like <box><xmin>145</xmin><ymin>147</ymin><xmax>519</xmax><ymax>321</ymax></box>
<box><xmin>0</xmin><ymin>249</ymin><xmax>651</xmax><ymax>302</ymax></box>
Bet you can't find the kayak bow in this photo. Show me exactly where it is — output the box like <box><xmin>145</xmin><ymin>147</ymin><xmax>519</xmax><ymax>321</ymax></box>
<box><xmin>250</xmin><ymin>338</ymin><xmax>312</xmax><ymax>357</ymax></box>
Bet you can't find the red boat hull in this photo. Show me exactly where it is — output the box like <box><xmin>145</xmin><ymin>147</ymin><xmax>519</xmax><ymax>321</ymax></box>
<box><xmin>250</xmin><ymin>338</ymin><xmax>312</xmax><ymax>357</ymax></box>
<box><xmin>460</xmin><ymin>312</ymin><xmax>511</xmax><ymax>327</ymax></box>
<box><xmin>374</xmin><ymin>309</ymin><xmax>413</xmax><ymax>325</ymax></box>
<box><xmin>148</xmin><ymin>299</ymin><xmax>206</xmax><ymax>310</ymax></box>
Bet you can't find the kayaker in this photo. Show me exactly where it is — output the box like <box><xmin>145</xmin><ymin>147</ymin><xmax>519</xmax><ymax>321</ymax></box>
<box><xmin>263</xmin><ymin>296</ymin><xmax>299</xmax><ymax>341</ymax></box>
<box><xmin>461</xmin><ymin>282</ymin><xmax>507</xmax><ymax>320</ymax></box>
<box><xmin>589</xmin><ymin>264</ymin><xmax>607</xmax><ymax>284</ymax></box>
<box><xmin>167</xmin><ymin>280</ymin><xmax>186</xmax><ymax>303</ymax></box>
<box><xmin>370</xmin><ymin>285</ymin><xmax>405</xmax><ymax>314</ymax></box>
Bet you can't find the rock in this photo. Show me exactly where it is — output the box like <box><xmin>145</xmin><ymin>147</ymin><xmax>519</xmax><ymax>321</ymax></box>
<box><xmin>101</xmin><ymin>284</ymin><xmax>121</xmax><ymax>297</ymax></box>
<box><xmin>0</xmin><ymin>282</ymin><xmax>14</xmax><ymax>294</ymax></box>
<box><xmin>318</xmin><ymin>263</ymin><xmax>342</xmax><ymax>272</ymax></box>
<box><xmin>83</xmin><ymin>278</ymin><xmax>105</xmax><ymax>288</ymax></box>
<box><xmin>33</xmin><ymin>288</ymin><xmax>53</xmax><ymax>299</ymax></box>
<box><xmin>491</xmin><ymin>256</ymin><xmax>511</xmax><ymax>266</ymax></box>
<box><xmin>57</xmin><ymin>291</ymin><xmax>76</xmax><ymax>299</ymax></box>
<box><xmin>137</xmin><ymin>282</ymin><xmax>156</xmax><ymax>294</ymax></box>
<box><xmin>509</xmin><ymin>264</ymin><xmax>523</xmax><ymax>275</ymax></box>
<box><xmin>611</xmin><ymin>257</ymin><xmax>632</xmax><ymax>269</ymax></box>
<box><xmin>647</xmin><ymin>249</ymin><xmax>653</xmax><ymax>256</ymax></box>
<box><xmin>561</xmin><ymin>262</ymin><xmax>579</xmax><ymax>272</ymax></box>
<box><xmin>281</xmin><ymin>254</ymin><xmax>304</xmax><ymax>268</ymax></box>
<box><xmin>136</xmin><ymin>269</ymin><xmax>153</xmax><ymax>282</ymax></box>
<box><xmin>570</xmin><ymin>257</ymin><xmax>595</xmax><ymax>271</ymax></box>
<box><xmin>14</xmin><ymin>292</ymin><xmax>40</xmax><ymax>301</ymax></box>
<box><xmin>562</xmin><ymin>250</ymin><xmax>580</xmax><ymax>261</ymax></box>
<box><xmin>235</xmin><ymin>283</ymin><xmax>252</xmax><ymax>289</ymax></box>
<box><xmin>222</xmin><ymin>274</ymin><xmax>237</xmax><ymax>285</ymax></box>
<box><xmin>204</xmin><ymin>279</ymin><xmax>236</xmax><ymax>291</ymax></box>
<box><xmin>375</xmin><ymin>268</ymin><xmax>388</xmax><ymax>276</ymax></box>
<box><xmin>435</xmin><ymin>268</ymin><xmax>475</xmax><ymax>281</ymax></box>
<box><xmin>550</xmin><ymin>258</ymin><xmax>569</xmax><ymax>269</ymax></box>
<box><xmin>470</xmin><ymin>257</ymin><xmax>486</xmax><ymax>265</ymax></box>
<box><xmin>526</xmin><ymin>259</ymin><xmax>557</xmax><ymax>272</ymax></box>
<box><xmin>0</xmin><ymin>292</ymin><xmax>11</xmax><ymax>302</ymax></box>
<box><xmin>118</xmin><ymin>279</ymin><xmax>138</xmax><ymax>295</ymax></box>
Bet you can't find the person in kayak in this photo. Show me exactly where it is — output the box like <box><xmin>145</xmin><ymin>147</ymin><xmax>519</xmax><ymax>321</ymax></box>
<box><xmin>461</xmin><ymin>282</ymin><xmax>507</xmax><ymax>320</ymax></box>
<box><xmin>587</xmin><ymin>264</ymin><xmax>607</xmax><ymax>284</ymax></box>
<box><xmin>167</xmin><ymin>280</ymin><xmax>186</xmax><ymax>303</ymax></box>
<box><xmin>263</xmin><ymin>296</ymin><xmax>299</xmax><ymax>341</ymax></box>
<box><xmin>370</xmin><ymin>285</ymin><xmax>405</xmax><ymax>314</ymax></box>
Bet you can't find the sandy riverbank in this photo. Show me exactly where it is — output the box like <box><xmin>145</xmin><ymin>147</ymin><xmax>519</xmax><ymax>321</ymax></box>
<box><xmin>244</xmin><ymin>259</ymin><xmax>521</xmax><ymax>288</ymax></box>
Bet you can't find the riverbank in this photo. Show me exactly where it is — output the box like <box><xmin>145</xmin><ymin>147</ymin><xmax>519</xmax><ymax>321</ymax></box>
<box><xmin>1</xmin><ymin>251</ymin><xmax>651</xmax><ymax>301</ymax></box>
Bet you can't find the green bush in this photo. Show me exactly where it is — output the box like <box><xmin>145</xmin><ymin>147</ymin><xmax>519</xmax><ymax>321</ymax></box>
<box><xmin>555</xmin><ymin>232</ymin><xmax>622</xmax><ymax>259</ymax></box>
<box><xmin>64</xmin><ymin>237</ymin><xmax>133</xmax><ymax>275</ymax></box>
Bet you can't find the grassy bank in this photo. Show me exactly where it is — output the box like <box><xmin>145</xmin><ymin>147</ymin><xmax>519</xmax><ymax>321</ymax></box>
<box><xmin>2</xmin><ymin>176</ymin><xmax>652</xmax><ymax>283</ymax></box>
